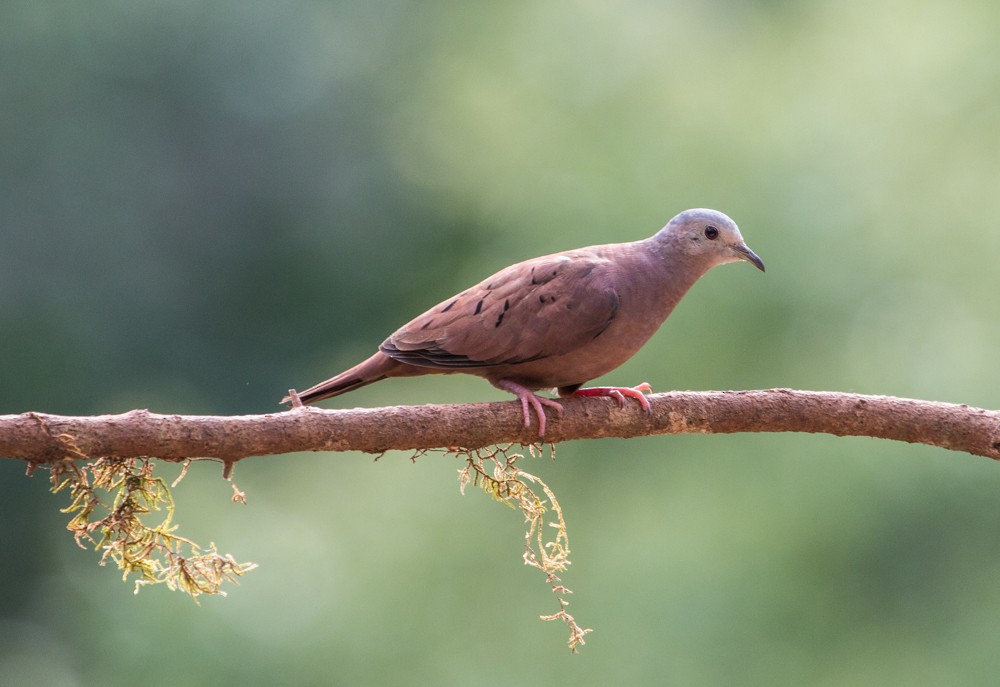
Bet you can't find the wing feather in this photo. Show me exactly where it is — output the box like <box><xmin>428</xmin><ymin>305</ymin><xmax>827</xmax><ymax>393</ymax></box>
<box><xmin>381</xmin><ymin>251</ymin><xmax>619</xmax><ymax>370</ymax></box>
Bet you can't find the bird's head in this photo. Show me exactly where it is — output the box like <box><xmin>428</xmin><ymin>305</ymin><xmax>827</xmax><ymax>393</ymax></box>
<box><xmin>659</xmin><ymin>208</ymin><xmax>765</xmax><ymax>272</ymax></box>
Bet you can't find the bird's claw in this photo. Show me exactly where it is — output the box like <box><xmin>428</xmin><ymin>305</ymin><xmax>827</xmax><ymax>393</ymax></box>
<box><xmin>571</xmin><ymin>383</ymin><xmax>653</xmax><ymax>414</ymax></box>
<box><xmin>520</xmin><ymin>393</ymin><xmax>564</xmax><ymax>438</ymax></box>
<box><xmin>494</xmin><ymin>379</ymin><xmax>564</xmax><ymax>438</ymax></box>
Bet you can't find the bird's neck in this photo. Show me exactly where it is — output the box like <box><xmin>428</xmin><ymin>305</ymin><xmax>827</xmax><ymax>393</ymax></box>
<box><xmin>635</xmin><ymin>235</ymin><xmax>712</xmax><ymax>278</ymax></box>
<box><xmin>639</xmin><ymin>236</ymin><xmax>714</xmax><ymax>304</ymax></box>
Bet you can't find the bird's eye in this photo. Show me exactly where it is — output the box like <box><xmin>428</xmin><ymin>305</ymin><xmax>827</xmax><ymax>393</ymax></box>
<box><xmin>704</xmin><ymin>225</ymin><xmax>719</xmax><ymax>240</ymax></box>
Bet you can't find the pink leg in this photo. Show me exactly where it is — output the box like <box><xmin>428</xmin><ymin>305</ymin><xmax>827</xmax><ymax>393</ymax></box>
<box><xmin>568</xmin><ymin>382</ymin><xmax>653</xmax><ymax>413</ymax></box>
<box><xmin>492</xmin><ymin>379</ymin><xmax>564</xmax><ymax>438</ymax></box>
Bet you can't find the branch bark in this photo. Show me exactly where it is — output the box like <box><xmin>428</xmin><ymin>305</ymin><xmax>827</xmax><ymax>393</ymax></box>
<box><xmin>1</xmin><ymin>389</ymin><xmax>999</xmax><ymax>463</ymax></box>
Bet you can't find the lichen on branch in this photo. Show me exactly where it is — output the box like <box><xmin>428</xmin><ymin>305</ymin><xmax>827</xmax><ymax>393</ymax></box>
<box><xmin>456</xmin><ymin>443</ymin><xmax>591</xmax><ymax>652</ymax></box>
<box><xmin>42</xmin><ymin>452</ymin><xmax>256</xmax><ymax>600</ymax></box>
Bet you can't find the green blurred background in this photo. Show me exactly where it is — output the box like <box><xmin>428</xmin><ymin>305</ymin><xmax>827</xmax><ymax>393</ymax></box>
<box><xmin>3</xmin><ymin>0</ymin><xmax>1000</xmax><ymax>684</ymax></box>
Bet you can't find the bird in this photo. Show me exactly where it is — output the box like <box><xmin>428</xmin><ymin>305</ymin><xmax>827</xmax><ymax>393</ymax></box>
<box><xmin>283</xmin><ymin>208</ymin><xmax>764</xmax><ymax>437</ymax></box>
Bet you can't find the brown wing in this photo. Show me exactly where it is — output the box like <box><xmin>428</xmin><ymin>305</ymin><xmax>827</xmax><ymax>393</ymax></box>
<box><xmin>381</xmin><ymin>250</ymin><xmax>620</xmax><ymax>369</ymax></box>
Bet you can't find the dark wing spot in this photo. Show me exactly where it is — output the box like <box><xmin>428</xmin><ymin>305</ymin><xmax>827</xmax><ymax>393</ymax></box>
<box><xmin>530</xmin><ymin>265</ymin><xmax>562</xmax><ymax>286</ymax></box>
<box><xmin>539</xmin><ymin>293</ymin><xmax>556</xmax><ymax>304</ymax></box>
<box><xmin>421</xmin><ymin>319</ymin><xmax>434</xmax><ymax>330</ymax></box>
<box><xmin>474</xmin><ymin>299</ymin><xmax>484</xmax><ymax>315</ymax></box>
<box><xmin>440</xmin><ymin>299</ymin><xmax>457</xmax><ymax>313</ymax></box>
<box><xmin>495</xmin><ymin>311</ymin><xmax>505</xmax><ymax>327</ymax></box>
<box><xmin>503</xmin><ymin>299</ymin><xmax>510</xmax><ymax>311</ymax></box>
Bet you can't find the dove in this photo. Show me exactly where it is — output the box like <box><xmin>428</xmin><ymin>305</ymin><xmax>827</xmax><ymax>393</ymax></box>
<box><xmin>284</xmin><ymin>208</ymin><xmax>764</xmax><ymax>437</ymax></box>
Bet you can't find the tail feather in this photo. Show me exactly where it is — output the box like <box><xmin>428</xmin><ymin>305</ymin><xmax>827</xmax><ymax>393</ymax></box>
<box><xmin>282</xmin><ymin>352</ymin><xmax>400</xmax><ymax>405</ymax></box>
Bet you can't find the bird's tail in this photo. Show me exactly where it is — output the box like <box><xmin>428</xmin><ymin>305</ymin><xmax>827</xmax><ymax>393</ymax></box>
<box><xmin>282</xmin><ymin>352</ymin><xmax>399</xmax><ymax>405</ymax></box>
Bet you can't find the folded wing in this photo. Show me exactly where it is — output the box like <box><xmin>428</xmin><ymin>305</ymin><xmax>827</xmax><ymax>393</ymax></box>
<box><xmin>381</xmin><ymin>251</ymin><xmax>620</xmax><ymax>369</ymax></box>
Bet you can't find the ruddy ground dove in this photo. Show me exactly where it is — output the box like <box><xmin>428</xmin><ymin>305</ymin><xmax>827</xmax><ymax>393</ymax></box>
<box><xmin>284</xmin><ymin>208</ymin><xmax>764</xmax><ymax>436</ymax></box>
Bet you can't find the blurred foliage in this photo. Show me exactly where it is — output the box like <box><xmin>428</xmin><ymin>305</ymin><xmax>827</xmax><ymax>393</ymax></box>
<box><xmin>2</xmin><ymin>0</ymin><xmax>1000</xmax><ymax>684</ymax></box>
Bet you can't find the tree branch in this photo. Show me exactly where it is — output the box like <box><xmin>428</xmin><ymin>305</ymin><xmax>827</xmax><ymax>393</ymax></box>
<box><xmin>2</xmin><ymin>389</ymin><xmax>998</xmax><ymax>463</ymax></box>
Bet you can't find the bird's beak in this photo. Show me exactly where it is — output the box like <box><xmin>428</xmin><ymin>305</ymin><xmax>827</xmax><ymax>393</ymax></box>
<box><xmin>733</xmin><ymin>243</ymin><xmax>765</xmax><ymax>272</ymax></box>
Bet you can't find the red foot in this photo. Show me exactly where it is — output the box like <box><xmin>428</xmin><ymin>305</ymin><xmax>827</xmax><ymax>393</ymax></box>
<box><xmin>493</xmin><ymin>379</ymin><xmax>564</xmax><ymax>438</ymax></box>
<box><xmin>570</xmin><ymin>383</ymin><xmax>653</xmax><ymax>413</ymax></box>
